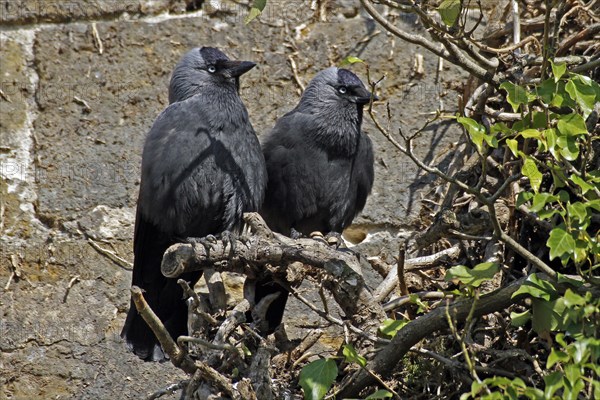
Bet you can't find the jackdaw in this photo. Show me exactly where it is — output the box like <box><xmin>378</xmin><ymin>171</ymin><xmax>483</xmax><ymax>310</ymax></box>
<box><xmin>252</xmin><ymin>67</ymin><xmax>375</xmax><ymax>332</ymax></box>
<box><xmin>121</xmin><ymin>47</ymin><xmax>267</xmax><ymax>361</ymax></box>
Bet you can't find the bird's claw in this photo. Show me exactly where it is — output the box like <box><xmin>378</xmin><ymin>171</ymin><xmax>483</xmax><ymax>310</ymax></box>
<box><xmin>219</xmin><ymin>230</ymin><xmax>237</xmax><ymax>260</ymax></box>
<box><xmin>290</xmin><ymin>228</ymin><xmax>304</xmax><ymax>240</ymax></box>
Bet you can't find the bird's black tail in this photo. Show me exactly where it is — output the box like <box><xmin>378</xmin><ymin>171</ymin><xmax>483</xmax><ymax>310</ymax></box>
<box><xmin>121</xmin><ymin>211</ymin><xmax>201</xmax><ymax>361</ymax></box>
<box><xmin>249</xmin><ymin>277</ymin><xmax>289</xmax><ymax>334</ymax></box>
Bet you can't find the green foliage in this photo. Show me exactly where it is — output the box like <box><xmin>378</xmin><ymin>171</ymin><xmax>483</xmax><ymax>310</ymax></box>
<box><xmin>342</xmin><ymin>344</ymin><xmax>367</xmax><ymax>368</ymax></box>
<box><xmin>339</xmin><ymin>56</ymin><xmax>364</xmax><ymax>67</ymax></box>
<box><xmin>496</xmin><ymin>68</ymin><xmax>600</xmax><ymax>269</ymax></box>
<box><xmin>445</xmin><ymin>262</ymin><xmax>500</xmax><ymax>290</ymax></box>
<box><xmin>437</xmin><ymin>0</ymin><xmax>462</xmax><ymax>26</ymax></box>
<box><xmin>245</xmin><ymin>0</ymin><xmax>267</xmax><ymax>24</ymax></box>
<box><xmin>457</xmin><ymin>61</ymin><xmax>599</xmax><ymax>399</ymax></box>
<box><xmin>365</xmin><ymin>389</ymin><xmax>394</xmax><ymax>399</ymax></box>
<box><xmin>299</xmin><ymin>358</ymin><xmax>338</xmax><ymax>400</ymax></box>
<box><xmin>379</xmin><ymin>318</ymin><xmax>409</xmax><ymax>338</ymax></box>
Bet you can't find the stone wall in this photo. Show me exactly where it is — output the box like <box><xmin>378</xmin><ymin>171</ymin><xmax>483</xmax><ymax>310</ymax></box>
<box><xmin>0</xmin><ymin>1</ymin><xmax>466</xmax><ymax>398</ymax></box>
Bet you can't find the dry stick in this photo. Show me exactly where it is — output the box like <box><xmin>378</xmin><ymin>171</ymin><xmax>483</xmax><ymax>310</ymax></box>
<box><xmin>383</xmin><ymin>291</ymin><xmax>448</xmax><ymax>312</ymax></box>
<box><xmin>556</xmin><ymin>23</ymin><xmax>600</xmax><ymax>56</ymax></box>
<box><xmin>336</xmin><ymin>277</ymin><xmax>527</xmax><ymax>398</ymax></box>
<box><xmin>145</xmin><ymin>381</ymin><xmax>189</xmax><ymax>400</ymax></box>
<box><xmin>130</xmin><ymin>286</ymin><xmax>197</xmax><ymax>374</ymax></box>
<box><xmin>178</xmin><ymin>279</ymin><xmax>219</xmax><ymax>326</ymax></box>
<box><xmin>288</xmin><ymin>285</ymin><xmax>386</xmax><ymax>345</ymax></box>
<box><xmin>397</xmin><ymin>242</ymin><xmax>408</xmax><ymax>296</ymax></box>
<box><xmin>373</xmin><ymin>245</ymin><xmax>462</xmax><ymax>303</ymax></box>
<box><xmin>194</xmin><ymin>361</ymin><xmax>239</xmax><ymax>400</ymax></box>
<box><xmin>162</xmin><ymin>213</ymin><xmax>386</xmax><ymax>336</ymax></box>
<box><xmin>87</xmin><ymin>238</ymin><xmax>133</xmax><ymax>270</ymax></box>
<box><xmin>177</xmin><ymin>336</ymin><xmax>243</xmax><ymax>359</ymax></box>
<box><xmin>540</xmin><ymin>0</ymin><xmax>553</xmax><ymax>82</ymax></box>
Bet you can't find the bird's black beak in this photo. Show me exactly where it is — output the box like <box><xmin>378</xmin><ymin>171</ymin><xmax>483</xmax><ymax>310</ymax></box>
<box><xmin>355</xmin><ymin>86</ymin><xmax>379</xmax><ymax>105</ymax></box>
<box><xmin>220</xmin><ymin>60</ymin><xmax>257</xmax><ymax>78</ymax></box>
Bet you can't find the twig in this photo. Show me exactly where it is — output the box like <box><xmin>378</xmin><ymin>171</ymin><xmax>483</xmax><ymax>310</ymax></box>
<box><xmin>87</xmin><ymin>238</ymin><xmax>133</xmax><ymax>270</ymax></box>
<box><xmin>511</xmin><ymin>0</ymin><xmax>521</xmax><ymax>49</ymax></box>
<box><xmin>73</xmin><ymin>96</ymin><xmax>92</xmax><ymax>113</ymax></box>
<box><xmin>556</xmin><ymin>23</ymin><xmax>600</xmax><ymax>56</ymax></box>
<box><xmin>130</xmin><ymin>286</ymin><xmax>197</xmax><ymax>374</ymax></box>
<box><xmin>397</xmin><ymin>242</ymin><xmax>407</xmax><ymax>296</ymax></box>
<box><xmin>383</xmin><ymin>291</ymin><xmax>448</xmax><ymax>312</ymax></box>
<box><xmin>91</xmin><ymin>22</ymin><xmax>103</xmax><ymax>54</ymax></box>
<box><xmin>288</xmin><ymin>55</ymin><xmax>305</xmax><ymax>92</ymax></box>
<box><xmin>178</xmin><ymin>279</ymin><xmax>219</xmax><ymax>326</ymax></box>
<box><xmin>540</xmin><ymin>0</ymin><xmax>553</xmax><ymax>81</ymax></box>
<box><xmin>373</xmin><ymin>245</ymin><xmax>462</xmax><ymax>303</ymax></box>
<box><xmin>62</xmin><ymin>275</ymin><xmax>80</xmax><ymax>303</ymax></box>
<box><xmin>145</xmin><ymin>381</ymin><xmax>189</xmax><ymax>400</ymax></box>
<box><xmin>288</xmin><ymin>285</ymin><xmax>387</xmax><ymax>345</ymax></box>
<box><xmin>0</xmin><ymin>88</ymin><xmax>11</xmax><ymax>103</ymax></box>
<box><xmin>177</xmin><ymin>336</ymin><xmax>243</xmax><ymax>359</ymax></box>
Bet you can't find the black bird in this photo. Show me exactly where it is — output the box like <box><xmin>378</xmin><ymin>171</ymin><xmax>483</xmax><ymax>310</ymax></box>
<box><xmin>121</xmin><ymin>47</ymin><xmax>267</xmax><ymax>361</ymax></box>
<box><xmin>253</xmin><ymin>67</ymin><xmax>376</xmax><ymax>333</ymax></box>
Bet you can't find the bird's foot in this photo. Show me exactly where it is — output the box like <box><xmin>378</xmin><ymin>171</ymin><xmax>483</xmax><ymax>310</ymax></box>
<box><xmin>185</xmin><ymin>234</ymin><xmax>218</xmax><ymax>255</ymax></box>
<box><xmin>290</xmin><ymin>228</ymin><xmax>304</xmax><ymax>240</ymax></box>
<box><xmin>218</xmin><ymin>230</ymin><xmax>237</xmax><ymax>259</ymax></box>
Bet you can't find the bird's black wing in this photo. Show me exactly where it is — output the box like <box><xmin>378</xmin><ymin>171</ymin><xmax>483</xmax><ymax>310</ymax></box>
<box><xmin>122</xmin><ymin>97</ymin><xmax>265</xmax><ymax>360</ymax></box>
<box><xmin>347</xmin><ymin>132</ymin><xmax>375</xmax><ymax>225</ymax></box>
<box><xmin>261</xmin><ymin>110</ymin><xmax>330</xmax><ymax>235</ymax></box>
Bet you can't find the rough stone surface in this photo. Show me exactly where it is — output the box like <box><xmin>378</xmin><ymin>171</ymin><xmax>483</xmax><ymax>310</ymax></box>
<box><xmin>1</xmin><ymin>2</ymin><xmax>469</xmax><ymax>398</ymax></box>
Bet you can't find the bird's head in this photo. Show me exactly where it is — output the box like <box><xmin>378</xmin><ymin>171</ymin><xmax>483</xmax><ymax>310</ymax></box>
<box><xmin>297</xmin><ymin>67</ymin><xmax>377</xmax><ymax>156</ymax></box>
<box><xmin>168</xmin><ymin>47</ymin><xmax>256</xmax><ymax>103</ymax></box>
<box><xmin>300</xmin><ymin>67</ymin><xmax>377</xmax><ymax>110</ymax></box>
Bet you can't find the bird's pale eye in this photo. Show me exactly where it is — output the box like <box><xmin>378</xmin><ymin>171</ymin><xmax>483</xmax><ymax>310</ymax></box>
<box><xmin>338</xmin><ymin>86</ymin><xmax>347</xmax><ymax>94</ymax></box>
<box><xmin>208</xmin><ymin>65</ymin><xmax>217</xmax><ymax>73</ymax></box>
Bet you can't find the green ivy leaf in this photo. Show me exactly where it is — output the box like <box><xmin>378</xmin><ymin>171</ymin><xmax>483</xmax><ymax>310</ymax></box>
<box><xmin>548</xmin><ymin>349</ymin><xmax>570</xmax><ymax>368</ymax></box>
<box><xmin>512</xmin><ymin>273</ymin><xmax>558</xmax><ymax>301</ymax></box>
<box><xmin>457</xmin><ymin>117</ymin><xmax>487</xmax><ymax>153</ymax></box>
<box><xmin>556</xmin><ymin>134</ymin><xmax>580</xmax><ymax>161</ymax></box>
<box><xmin>536</xmin><ymin>78</ymin><xmax>557</xmax><ymax>104</ymax></box>
<box><xmin>532</xmin><ymin>297</ymin><xmax>566</xmax><ymax>334</ymax></box>
<box><xmin>445</xmin><ymin>262</ymin><xmax>500</xmax><ymax>288</ymax></box>
<box><xmin>379</xmin><ymin>319</ymin><xmax>408</xmax><ymax>338</ymax></box>
<box><xmin>544</xmin><ymin>371</ymin><xmax>565</xmax><ymax>399</ymax></box>
<box><xmin>339</xmin><ymin>56</ymin><xmax>364</xmax><ymax>67</ymax></box>
<box><xmin>342</xmin><ymin>344</ymin><xmax>367</xmax><ymax>368</ymax></box>
<box><xmin>510</xmin><ymin>310</ymin><xmax>531</xmax><ymax>327</ymax></box>
<box><xmin>245</xmin><ymin>0</ymin><xmax>267</xmax><ymax>24</ymax></box>
<box><xmin>506</xmin><ymin>138</ymin><xmax>519</xmax><ymax>156</ymax></box>
<box><xmin>550</xmin><ymin>60</ymin><xmax>567</xmax><ymax>82</ymax></box>
<box><xmin>365</xmin><ymin>390</ymin><xmax>394</xmax><ymax>399</ymax></box>
<box><xmin>437</xmin><ymin>0</ymin><xmax>461</xmax><ymax>26</ymax></box>
<box><xmin>500</xmin><ymin>82</ymin><xmax>532</xmax><ymax>112</ymax></box>
<box><xmin>565</xmin><ymin>75</ymin><xmax>598</xmax><ymax>118</ymax></box>
<box><xmin>569</xmin><ymin>174</ymin><xmax>596</xmax><ymax>195</ymax></box>
<box><xmin>521</xmin><ymin>158</ymin><xmax>543</xmax><ymax>193</ymax></box>
<box><xmin>299</xmin><ymin>358</ymin><xmax>338</xmax><ymax>400</ymax></box>
<box><xmin>567</xmin><ymin>202</ymin><xmax>588</xmax><ymax>224</ymax></box>
<box><xmin>547</xmin><ymin>227</ymin><xmax>576</xmax><ymax>262</ymax></box>
<box><xmin>520</xmin><ymin>129</ymin><xmax>542</xmax><ymax>139</ymax></box>
<box><xmin>557</xmin><ymin>274</ymin><xmax>584</xmax><ymax>288</ymax></box>
<box><xmin>557</xmin><ymin>113</ymin><xmax>588</xmax><ymax>136</ymax></box>
<box><xmin>529</xmin><ymin>192</ymin><xmax>558</xmax><ymax>213</ymax></box>
<box><xmin>544</xmin><ymin>128</ymin><xmax>560</xmax><ymax>159</ymax></box>
<box><xmin>516</xmin><ymin>191</ymin><xmax>533</xmax><ymax>207</ymax></box>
